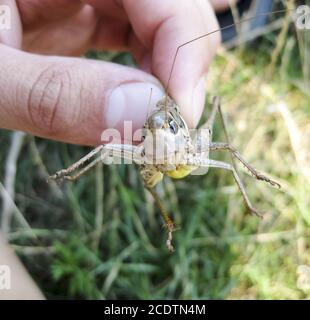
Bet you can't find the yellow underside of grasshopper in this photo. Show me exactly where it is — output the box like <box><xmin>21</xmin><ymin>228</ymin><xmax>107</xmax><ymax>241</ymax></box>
<box><xmin>165</xmin><ymin>165</ymin><xmax>197</xmax><ymax>179</ymax></box>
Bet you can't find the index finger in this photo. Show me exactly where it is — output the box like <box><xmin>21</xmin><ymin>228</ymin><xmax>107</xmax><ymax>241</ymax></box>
<box><xmin>122</xmin><ymin>0</ymin><xmax>221</xmax><ymax>127</ymax></box>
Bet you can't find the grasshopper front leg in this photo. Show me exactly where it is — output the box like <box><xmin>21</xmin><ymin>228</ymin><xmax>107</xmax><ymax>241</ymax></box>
<box><xmin>49</xmin><ymin>144</ymin><xmax>141</xmax><ymax>182</ymax></box>
<box><xmin>48</xmin><ymin>145</ymin><xmax>105</xmax><ymax>181</ymax></box>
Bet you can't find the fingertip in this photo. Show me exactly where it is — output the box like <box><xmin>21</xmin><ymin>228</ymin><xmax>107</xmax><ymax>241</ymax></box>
<box><xmin>173</xmin><ymin>75</ymin><xmax>207</xmax><ymax>128</ymax></box>
<box><xmin>0</xmin><ymin>0</ymin><xmax>22</xmax><ymax>48</ymax></box>
<box><xmin>104</xmin><ymin>82</ymin><xmax>164</xmax><ymax>131</ymax></box>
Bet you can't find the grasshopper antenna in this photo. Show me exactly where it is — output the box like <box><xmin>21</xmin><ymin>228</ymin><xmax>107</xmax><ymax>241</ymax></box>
<box><xmin>142</xmin><ymin>87</ymin><xmax>153</xmax><ymax>142</ymax></box>
<box><xmin>164</xmin><ymin>7</ymin><xmax>295</xmax><ymax>96</ymax></box>
<box><xmin>145</xmin><ymin>87</ymin><xmax>153</xmax><ymax>124</ymax></box>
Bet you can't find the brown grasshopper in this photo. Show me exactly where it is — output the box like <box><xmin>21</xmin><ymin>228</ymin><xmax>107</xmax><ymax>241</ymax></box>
<box><xmin>49</xmin><ymin>7</ymin><xmax>291</xmax><ymax>251</ymax></box>
<box><xmin>49</xmin><ymin>95</ymin><xmax>280</xmax><ymax>251</ymax></box>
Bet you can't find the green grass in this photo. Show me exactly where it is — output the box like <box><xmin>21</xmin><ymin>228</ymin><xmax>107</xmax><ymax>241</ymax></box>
<box><xmin>1</xmin><ymin>5</ymin><xmax>310</xmax><ymax>299</ymax></box>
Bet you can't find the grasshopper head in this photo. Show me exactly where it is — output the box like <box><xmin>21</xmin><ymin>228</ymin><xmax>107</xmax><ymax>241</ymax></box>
<box><xmin>146</xmin><ymin>96</ymin><xmax>189</xmax><ymax>134</ymax></box>
<box><xmin>142</xmin><ymin>96</ymin><xmax>191</xmax><ymax>164</ymax></box>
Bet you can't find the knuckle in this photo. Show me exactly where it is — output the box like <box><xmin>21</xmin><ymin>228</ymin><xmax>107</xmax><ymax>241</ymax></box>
<box><xmin>27</xmin><ymin>64</ymin><xmax>76</xmax><ymax>135</ymax></box>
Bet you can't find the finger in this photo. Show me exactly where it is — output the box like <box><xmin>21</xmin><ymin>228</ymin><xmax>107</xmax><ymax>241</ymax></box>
<box><xmin>22</xmin><ymin>5</ymin><xmax>98</xmax><ymax>56</ymax></box>
<box><xmin>84</xmin><ymin>0</ymin><xmax>131</xmax><ymax>51</ymax></box>
<box><xmin>209</xmin><ymin>0</ymin><xmax>240</xmax><ymax>13</ymax></box>
<box><xmin>90</xmin><ymin>16</ymin><xmax>130</xmax><ymax>51</ymax></box>
<box><xmin>0</xmin><ymin>0</ymin><xmax>22</xmax><ymax>48</ymax></box>
<box><xmin>16</xmin><ymin>0</ymin><xmax>84</xmax><ymax>29</ymax></box>
<box><xmin>17</xmin><ymin>0</ymin><xmax>129</xmax><ymax>54</ymax></box>
<box><xmin>85</xmin><ymin>0</ymin><xmax>128</xmax><ymax>20</ymax></box>
<box><xmin>84</xmin><ymin>0</ymin><xmax>220</xmax><ymax>126</ymax></box>
<box><xmin>16</xmin><ymin>0</ymin><xmax>98</xmax><ymax>56</ymax></box>
<box><xmin>120</xmin><ymin>0</ymin><xmax>221</xmax><ymax>128</ymax></box>
<box><xmin>0</xmin><ymin>44</ymin><xmax>164</xmax><ymax>146</ymax></box>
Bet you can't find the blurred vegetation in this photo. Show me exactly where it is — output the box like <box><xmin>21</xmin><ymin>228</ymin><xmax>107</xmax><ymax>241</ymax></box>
<box><xmin>0</xmin><ymin>1</ymin><xmax>310</xmax><ymax>299</ymax></box>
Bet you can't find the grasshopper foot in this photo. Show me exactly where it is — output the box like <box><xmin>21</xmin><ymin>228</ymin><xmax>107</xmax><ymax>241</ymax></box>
<box><xmin>255</xmin><ymin>173</ymin><xmax>281</xmax><ymax>189</ymax></box>
<box><xmin>47</xmin><ymin>169</ymin><xmax>69</xmax><ymax>182</ymax></box>
<box><xmin>246</xmin><ymin>167</ymin><xmax>281</xmax><ymax>189</ymax></box>
<box><xmin>165</xmin><ymin>222</ymin><xmax>179</xmax><ymax>253</ymax></box>
<box><xmin>247</xmin><ymin>205</ymin><xmax>265</xmax><ymax>219</ymax></box>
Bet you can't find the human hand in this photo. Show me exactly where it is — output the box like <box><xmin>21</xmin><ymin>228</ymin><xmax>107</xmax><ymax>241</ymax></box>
<box><xmin>0</xmin><ymin>0</ymin><xmax>220</xmax><ymax>145</ymax></box>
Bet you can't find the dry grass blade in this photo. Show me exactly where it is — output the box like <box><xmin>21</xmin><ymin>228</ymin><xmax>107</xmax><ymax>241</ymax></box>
<box><xmin>1</xmin><ymin>131</ymin><xmax>26</xmax><ymax>234</ymax></box>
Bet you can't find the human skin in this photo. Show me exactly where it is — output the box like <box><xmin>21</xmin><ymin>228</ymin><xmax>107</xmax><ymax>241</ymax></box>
<box><xmin>0</xmin><ymin>0</ymin><xmax>224</xmax><ymax>146</ymax></box>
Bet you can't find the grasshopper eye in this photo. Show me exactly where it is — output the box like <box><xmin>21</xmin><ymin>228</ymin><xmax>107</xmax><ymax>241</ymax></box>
<box><xmin>149</xmin><ymin>114</ymin><xmax>165</xmax><ymax>129</ymax></box>
<box><xmin>169</xmin><ymin>120</ymin><xmax>178</xmax><ymax>134</ymax></box>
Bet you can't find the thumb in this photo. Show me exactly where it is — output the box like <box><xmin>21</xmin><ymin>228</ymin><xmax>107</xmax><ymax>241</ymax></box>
<box><xmin>0</xmin><ymin>44</ymin><xmax>164</xmax><ymax>146</ymax></box>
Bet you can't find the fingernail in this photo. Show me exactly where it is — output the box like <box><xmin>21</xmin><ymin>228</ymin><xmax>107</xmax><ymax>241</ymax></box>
<box><xmin>104</xmin><ymin>82</ymin><xmax>164</xmax><ymax>138</ymax></box>
<box><xmin>176</xmin><ymin>75</ymin><xmax>207</xmax><ymax>128</ymax></box>
<box><xmin>190</xmin><ymin>76</ymin><xmax>207</xmax><ymax>128</ymax></box>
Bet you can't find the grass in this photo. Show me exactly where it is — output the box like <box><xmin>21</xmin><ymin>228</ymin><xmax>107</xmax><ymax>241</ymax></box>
<box><xmin>0</xmin><ymin>2</ymin><xmax>310</xmax><ymax>299</ymax></box>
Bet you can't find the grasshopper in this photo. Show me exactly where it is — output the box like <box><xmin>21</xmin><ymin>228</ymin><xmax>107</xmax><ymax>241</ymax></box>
<box><xmin>49</xmin><ymin>6</ymin><xmax>292</xmax><ymax>252</ymax></box>
<box><xmin>49</xmin><ymin>95</ymin><xmax>280</xmax><ymax>252</ymax></box>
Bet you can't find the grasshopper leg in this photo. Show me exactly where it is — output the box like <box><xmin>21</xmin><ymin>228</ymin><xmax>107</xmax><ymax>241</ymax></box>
<box><xmin>49</xmin><ymin>144</ymin><xmax>140</xmax><ymax>182</ymax></box>
<box><xmin>200</xmin><ymin>96</ymin><xmax>241</xmax><ymax>169</ymax></box>
<box><xmin>208</xmin><ymin>159</ymin><xmax>264</xmax><ymax>217</ymax></box>
<box><xmin>146</xmin><ymin>186</ymin><xmax>176</xmax><ymax>252</ymax></box>
<box><xmin>61</xmin><ymin>156</ymin><xmax>102</xmax><ymax>182</ymax></box>
<box><xmin>203</xmin><ymin>96</ymin><xmax>280</xmax><ymax>189</ymax></box>
<box><xmin>209</xmin><ymin>142</ymin><xmax>281</xmax><ymax>188</ymax></box>
<box><xmin>48</xmin><ymin>145</ymin><xmax>105</xmax><ymax>181</ymax></box>
<box><xmin>190</xmin><ymin>158</ymin><xmax>266</xmax><ymax>217</ymax></box>
<box><xmin>200</xmin><ymin>96</ymin><xmax>221</xmax><ymax>133</ymax></box>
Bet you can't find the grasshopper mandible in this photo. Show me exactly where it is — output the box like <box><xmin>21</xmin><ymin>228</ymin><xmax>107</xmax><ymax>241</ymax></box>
<box><xmin>49</xmin><ymin>7</ymin><xmax>291</xmax><ymax>252</ymax></box>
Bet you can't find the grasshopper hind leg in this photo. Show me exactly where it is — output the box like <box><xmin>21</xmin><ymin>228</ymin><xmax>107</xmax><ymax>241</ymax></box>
<box><xmin>206</xmin><ymin>159</ymin><xmax>265</xmax><ymax>217</ymax></box>
<box><xmin>199</xmin><ymin>96</ymin><xmax>280</xmax><ymax>216</ymax></box>
<box><xmin>209</xmin><ymin>142</ymin><xmax>281</xmax><ymax>189</ymax></box>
